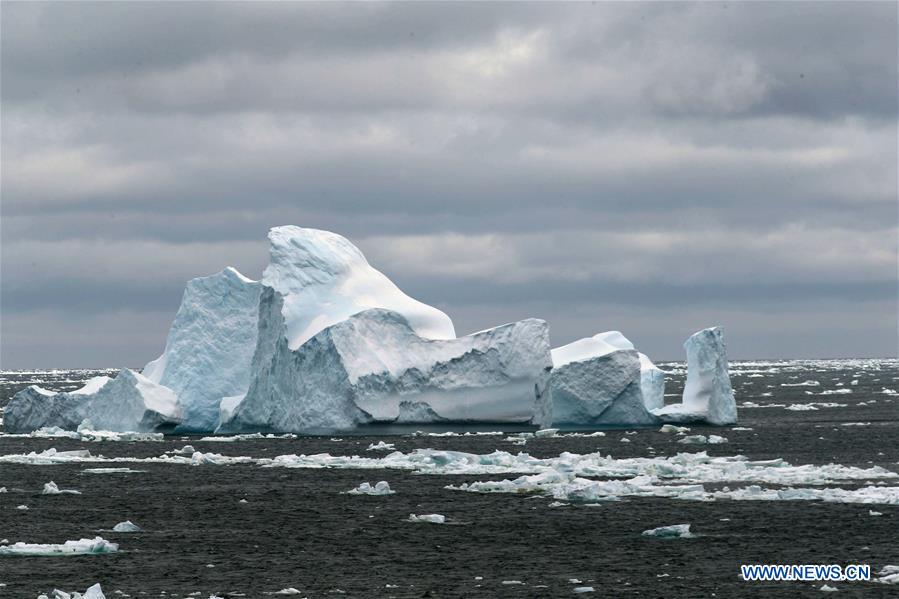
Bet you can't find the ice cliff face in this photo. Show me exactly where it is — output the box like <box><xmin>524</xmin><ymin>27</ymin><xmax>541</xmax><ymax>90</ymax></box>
<box><xmin>4</xmin><ymin>369</ymin><xmax>181</xmax><ymax>433</ymax></box>
<box><xmin>262</xmin><ymin>226</ymin><xmax>455</xmax><ymax>350</ymax></box>
<box><xmin>221</xmin><ymin>298</ymin><xmax>552</xmax><ymax>433</ymax></box>
<box><xmin>142</xmin><ymin>267</ymin><xmax>263</xmax><ymax>431</ymax></box>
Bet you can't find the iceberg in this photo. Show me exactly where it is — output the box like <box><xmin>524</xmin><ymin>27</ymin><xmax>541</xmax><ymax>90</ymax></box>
<box><xmin>4</xmin><ymin>225</ymin><xmax>736</xmax><ymax>433</ymax></box>
<box><xmin>653</xmin><ymin>327</ymin><xmax>737</xmax><ymax>425</ymax></box>
<box><xmin>548</xmin><ymin>331</ymin><xmax>661</xmax><ymax>426</ymax></box>
<box><xmin>4</xmin><ymin>369</ymin><xmax>181</xmax><ymax>433</ymax></box>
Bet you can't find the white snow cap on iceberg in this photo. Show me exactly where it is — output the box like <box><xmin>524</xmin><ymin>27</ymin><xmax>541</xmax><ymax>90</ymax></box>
<box><xmin>550</xmin><ymin>331</ymin><xmax>633</xmax><ymax>367</ymax></box>
<box><xmin>262</xmin><ymin>226</ymin><xmax>455</xmax><ymax>349</ymax></box>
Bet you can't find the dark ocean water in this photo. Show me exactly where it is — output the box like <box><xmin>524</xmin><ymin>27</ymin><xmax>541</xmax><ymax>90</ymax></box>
<box><xmin>0</xmin><ymin>360</ymin><xmax>897</xmax><ymax>598</ymax></box>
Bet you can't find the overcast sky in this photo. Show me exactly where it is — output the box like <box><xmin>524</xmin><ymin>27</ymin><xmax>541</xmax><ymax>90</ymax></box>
<box><xmin>1</xmin><ymin>2</ymin><xmax>896</xmax><ymax>369</ymax></box>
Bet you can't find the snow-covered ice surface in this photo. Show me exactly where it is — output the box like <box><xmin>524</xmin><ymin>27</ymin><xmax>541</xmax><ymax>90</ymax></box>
<box><xmin>0</xmin><ymin>358</ymin><xmax>897</xmax><ymax>596</ymax></box>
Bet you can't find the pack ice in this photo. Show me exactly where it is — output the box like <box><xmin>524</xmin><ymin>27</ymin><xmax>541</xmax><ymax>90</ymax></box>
<box><xmin>5</xmin><ymin>226</ymin><xmax>735</xmax><ymax>433</ymax></box>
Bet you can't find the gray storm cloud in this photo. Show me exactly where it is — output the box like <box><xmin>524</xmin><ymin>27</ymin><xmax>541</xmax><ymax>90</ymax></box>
<box><xmin>1</xmin><ymin>1</ymin><xmax>896</xmax><ymax>368</ymax></box>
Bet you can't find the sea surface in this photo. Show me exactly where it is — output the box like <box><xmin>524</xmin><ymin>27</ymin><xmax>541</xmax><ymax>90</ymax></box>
<box><xmin>0</xmin><ymin>360</ymin><xmax>897</xmax><ymax>598</ymax></box>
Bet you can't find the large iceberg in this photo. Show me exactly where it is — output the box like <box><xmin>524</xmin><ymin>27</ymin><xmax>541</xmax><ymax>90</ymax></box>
<box><xmin>4</xmin><ymin>369</ymin><xmax>181</xmax><ymax>433</ymax></box>
<box><xmin>5</xmin><ymin>226</ymin><xmax>735</xmax><ymax>433</ymax></box>
<box><xmin>652</xmin><ymin>327</ymin><xmax>737</xmax><ymax>425</ymax></box>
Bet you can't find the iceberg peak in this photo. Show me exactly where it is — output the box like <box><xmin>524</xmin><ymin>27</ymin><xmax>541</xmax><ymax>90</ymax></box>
<box><xmin>261</xmin><ymin>226</ymin><xmax>455</xmax><ymax>350</ymax></box>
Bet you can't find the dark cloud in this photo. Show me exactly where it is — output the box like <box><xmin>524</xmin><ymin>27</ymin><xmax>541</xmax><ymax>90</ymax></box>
<box><xmin>1</xmin><ymin>1</ymin><xmax>896</xmax><ymax>368</ymax></box>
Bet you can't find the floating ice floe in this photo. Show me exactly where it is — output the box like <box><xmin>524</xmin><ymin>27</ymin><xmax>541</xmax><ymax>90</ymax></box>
<box><xmin>820</xmin><ymin>389</ymin><xmax>852</xmax><ymax>395</ymax></box>
<box><xmin>0</xmin><ymin>537</ymin><xmax>118</xmax><ymax>556</ymax></box>
<box><xmin>367</xmin><ymin>441</ymin><xmax>396</xmax><ymax>452</ymax></box>
<box><xmin>272</xmin><ymin>589</ymin><xmax>303</xmax><ymax>595</ymax></box>
<box><xmin>347</xmin><ymin>481</ymin><xmax>394</xmax><ymax>496</ymax></box>
<box><xmin>573</xmin><ymin>586</ymin><xmax>595</xmax><ymax>593</ymax></box>
<box><xmin>81</xmin><ymin>468</ymin><xmax>144</xmax><ymax>474</ymax></box>
<box><xmin>660</xmin><ymin>425</ymin><xmax>690</xmax><ymax>434</ymax></box>
<box><xmin>876</xmin><ymin>566</ymin><xmax>899</xmax><ymax>585</ymax></box>
<box><xmin>112</xmin><ymin>520</ymin><xmax>141</xmax><ymax>532</ymax></box>
<box><xmin>677</xmin><ymin>435</ymin><xmax>727</xmax><ymax>445</ymax></box>
<box><xmin>783</xmin><ymin>402</ymin><xmax>849</xmax><ymax>411</ymax></box>
<box><xmin>5</xmin><ymin>424</ymin><xmax>162</xmax><ymax>442</ymax></box>
<box><xmin>42</xmin><ymin>481</ymin><xmax>81</xmax><ymax>495</ymax></box>
<box><xmin>642</xmin><ymin>524</ymin><xmax>694</xmax><ymax>538</ymax></box>
<box><xmin>37</xmin><ymin>583</ymin><xmax>106</xmax><ymax>599</ymax></box>
<box><xmin>407</xmin><ymin>513</ymin><xmax>446</xmax><ymax>524</ymax></box>
<box><xmin>5</xmin><ymin>445</ymin><xmax>896</xmax><ymax>505</ymax></box>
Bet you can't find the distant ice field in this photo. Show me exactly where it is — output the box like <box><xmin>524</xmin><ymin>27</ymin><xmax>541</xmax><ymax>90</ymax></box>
<box><xmin>0</xmin><ymin>359</ymin><xmax>897</xmax><ymax>597</ymax></box>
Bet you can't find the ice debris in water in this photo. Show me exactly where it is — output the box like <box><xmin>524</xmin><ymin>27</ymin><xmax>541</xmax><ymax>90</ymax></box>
<box><xmin>347</xmin><ymin>481</ymin><xmax>394</xmax><ymax>495</ymax></box>
<box><xmin>642</xmin><ymin>524</ymin><xmax>694</xmax><ymax>538</ymax></box>
<box><xmin>876</xmin><ymin>566</ymin><xmax>899</xmax><ymax>585</ymax></box>
<box><xmin>37</xmin><ymin>583</ymin><xmax>106</xmax><ymax>599</ymax></box>
<box><xmin>112</xmin><ymin>520</ymin><xmax>141</xmax><ymax>532</ymax></box>
<box><xmin>573</xmin><ymin>587</ymin><xmax>595</xmax><ymax>593</ymax></box>
<box><xmin>0</xmin><ymin>537</ymin><xmax>118</xmax><ymax>556</ymax></box>
<box><xmin>42</xmin><ymin>481</ymin><xmax>81</xmax><ymax>495</ymax></box>
<box><xmin>80</xmin><ymin>467</ymin><xmax>143</xmax><ymax>474</ymax></box>
<box><xmin>21</xmin><ymin>424</ymin><xmax>163</xmax><ymax>442</ymax></box>
<box><xmin>535</xmin><ymin>428</ymin><xmax>559</xmax><ymax>438</ymax></box>
<box><xmin>406</xmin><ymin>513</ymin><xmax>446</xmax><ymax>524</ymax></box>
<box><xmin>819</xmin><ymin>584</ymin><xmax>838</xmax><ymax>592</ymax></box>
<box><xmin>677</xmin><ymin>435</ymin><xmax>727</xmax><ymax>445</ymax></box>
<box><xmin>367</xmin><ymin>441</ymin><xmax>396</xmax><ymax>452</ymax></box>
<box><xmin>659</xmin><ymin>425</ymin><xmax>690</xmax><ymax>434</ymax></box>
<box><xmin>272</xmin><ymin>589</ymin><xmax>303</xmax><ymax>595</ymax></box>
